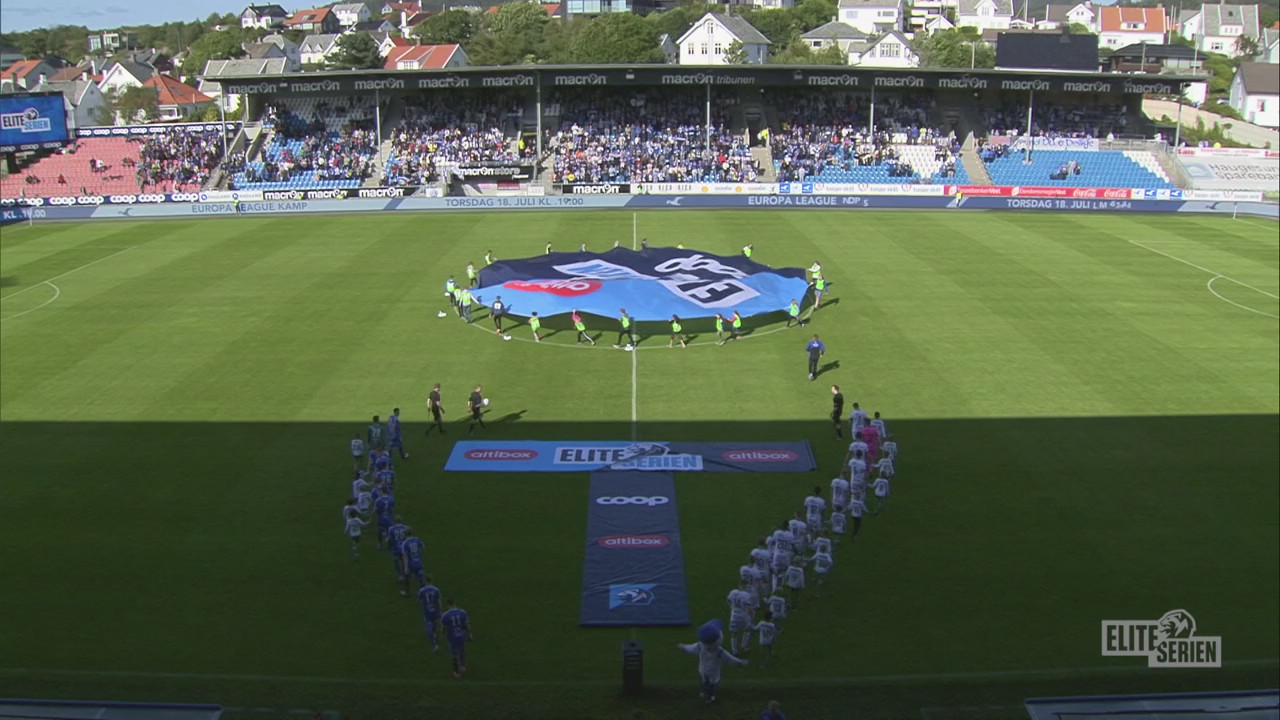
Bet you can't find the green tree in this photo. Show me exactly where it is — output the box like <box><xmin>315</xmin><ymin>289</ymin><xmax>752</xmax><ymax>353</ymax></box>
<box><xmin>743</xmin><ymin>8</ymin><xmax>801</xmax><ymax>48</ymax></box>
<box><xmin>181</xmin><ymin>29</ymin><xmax>244</xmax><ymax>77</ymax></box>
<box><xmin>793</xmin><ymin>0</ymin><xmax>838</xmax><ymax>31</ymax></box>
<box><xmin>327</xmin><ymin>32</ymin><xmax>383</xmax><ymax>69</ymax></box>
<box><xmin>913</xmin><ymin>28</ymin><xmax>994</xmax><ymax>67</ymax></box>
<box><xmin>413</xmin><ymin>10</ymin><xmax>477</xmax><ymax>45</ymax></box>
<box><xmin>724</xmin><ymin>39</ymin><xmax>749</xmax><ymax>63</ymax></box>
<box><xmin>813</xmin><ymin>42</ymin><xmax>847</xmax><ymax>64</ymax></box>
<box><xmin>771</xmin><ymin>38</ymin><xmax>844</xmax><ymax>64</ymax></box>
<box><xmin>567</xmin><ymin>12</ymin><xmax>663</xmax><ymax>63</ymax></box>
<box><xmin>467</xmin><ymin>2</ymin><xmax>550</xmax><ymax>65</ymax></box>
<box><xmin>645</xmin><ymin>2</ymin><xmax>717</xmax><ymax>47</ymax></box>
<box><xmin>1234</xmin><ymin>34</ymin><xmax>1259</xmax><ymax>58</ymax></box>
<box><xmin>98</xmin><ymin>85</ymin><xmax>160</xmax><ymax>125</ymax></box>
<box><xmin>538</xmin><ymin>17</ymin><xmax>589</xmax><ymax>64</ymax></box>
<box><xmin>1067</xmin><ymin>22</ymin><xmax>1091</xmax><ymax>33</ymax></box>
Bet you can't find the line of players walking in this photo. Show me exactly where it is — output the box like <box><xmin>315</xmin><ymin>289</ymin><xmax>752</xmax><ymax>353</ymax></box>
<box><xmin>697</xmin><ymin>408</ymin><xmax>897</xmax><ymax>701</ymax></box>
<box><xmin>340</xmin><ymin>411</ymin><xmax>475</xmax><ymax>680</ymax></box>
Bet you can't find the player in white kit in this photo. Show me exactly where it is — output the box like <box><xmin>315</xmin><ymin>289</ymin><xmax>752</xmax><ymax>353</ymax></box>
<box><xmin>803</xmin><ymin>487</ymin><xmax>826</xmax><ymax>530</ymax></box>
<box><xmin>726</xmin><ymin>582</ymin><xmax>757</xmax><ymax>654</ymax></box>
<box><xmin>871</xmin><ymin>411</ymin><xmax>888</xmax><ymax>439</ymax></box>
<box><xmin>343</xmin><ymin>507</ymin><xmax>369</xmax><ymax>560</ymax></box>
<box><xmin>872</xmin><ymin>472</ymin><xmax>891</xmax><ymax>514</ymax></box>
<box><xmin>752</xmin><ymin>611</ymin><xmax>778</xmax><ymax>667</ymax></box>
<box><xmin>849</xmin><ymin>403</ymin><xmax>868</xmax><ymax>435</ymax></box>
<box><xmin>829</xmin><ymin>476</ymin><xmax>850</xmax><ymax>516</ymax></box>
<box><xmin>874</xmin><ymin>453</ymin><xmax>895</xmax><ymax>479</ymax></box>
<box><xmin>807</xmin><ymin>546</ymin><xmax>834</xmax><ymax>596</ymax></box>
<box><xmin>788</xmin><ymin>513</ymin><xmax>809</xmax><ymax>555</ymax></box>
<box><xmin>783</xmin><ymin>555</ymin><xmax>806</xmax><ymax>609</ymax></box>
<box><xmin>829</xmin><ymin>505</ymin><xmax>847</xmax><ymax>540</ymax></box>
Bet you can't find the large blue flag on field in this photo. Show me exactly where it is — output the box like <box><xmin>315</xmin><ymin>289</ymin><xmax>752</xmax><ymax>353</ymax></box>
<box><xmin>475</xmin><ymin>248</ymin><xmax>809</xmax><ymax>321</ymax></box>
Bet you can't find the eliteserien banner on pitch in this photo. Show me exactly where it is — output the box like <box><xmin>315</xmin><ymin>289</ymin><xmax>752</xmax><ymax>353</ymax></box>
<box><xmin>445</xmin><ymin>441</ymin><xmax>817</xmax><ymax>473</ymax></box>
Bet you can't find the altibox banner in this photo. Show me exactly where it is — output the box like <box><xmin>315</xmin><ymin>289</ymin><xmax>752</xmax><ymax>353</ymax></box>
<box><xmin>445</xmin><ymin>440</ymin><xmax>816</xmax><ymax>473</ymax></box>
<box><xmin>475</xmin><ymin>247</ymin><xmax>810</xmax><ymax>321</ymax></box>
<box><xmin>581</xmin><ymin>472</ymin><xmax>689</xmax><ymax>627</ymax></box>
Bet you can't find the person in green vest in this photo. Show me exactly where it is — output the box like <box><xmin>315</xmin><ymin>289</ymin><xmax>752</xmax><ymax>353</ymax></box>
<box><xmin>485</xmin><ymin>250</ymin><xmax>494</xmax><ymax>266</ymax></box>
<box><xmin>459</xmin><ymin>287</ymin><xmax>473</xmax><ymax>323</ymax></box>
<box><xmin>528</xmin><ymin>311</ymin><xmax>542</xmax><ymax>342</ymax></box>
<box><xmin>813</xmin><ymin>275</ymin><xmax>827</xmax><ymax>309</ymax></box>
<box><xmin>742</xmin><ymin>243</ymin><xmax>754</xmax><ymax>258</ymax></box>
<box><xmin>572</xmin><ymin>309</ymin><xmax>595</xmax><ymax>345</ymax></box>
<box><xmin>726</xmin><ymin>310</ymin><xmax>744</xmax><ymax>344</ymax></box>
<box><xmin>668</xmin><ymin>314</ymin><xmax>687</xmax><ymax>348</ymax></box>
<box><xmin>545</xmin><ymin>242</ymin><xmax>552</xmax><ymax>255</ymax></box>
<box><xmin>785</xmin><ymin>299</ymin><xmax>801</xmax><ymax>328</ymax></box>
<box><xmin>444</xmin><ymin>276</ymin><xmax>459</xmax><ymax>317</ymax></box>
<box><xmin>466</xmin><ymin>262</ymin><xmax>477</xmax><ymax>288</ymax></box>
<box><xmin>616</xmin><ymin>308</ymin><xmax>635</xmax><ymax>349</ymax></box>
<box><xmin>714</xmin><ymin>312</ymin><xmax>727</xmax><ymax>343</ymax></box>
<box><xmin>808</xmin><ymin>260</ymin><xmax>823</xmax><ymax>280</ymax></box>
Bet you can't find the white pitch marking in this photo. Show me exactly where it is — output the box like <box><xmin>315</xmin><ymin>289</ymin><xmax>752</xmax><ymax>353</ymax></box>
<box><xmin>0</xmin><ymin>281</ymin><xmax>60</xmax><ymax>323</ymax></box>
<box><xmin>1</xmin><ymin>245</ymin><xmax>136</xmax><ymax>302</ymax></box>
<box><xmin>1128</xmin><ymin>239</ymin><xmax>1278</xmax><ymax>299</ymax></box>
<box><xmin>1207</xmin><ymin>275</ymin><xmax>1280</xmax><ymax>320</ymax></box>
<box><xmin>631</xmin><ymin>212</ymin><xmax>638</xmax><ymax>440</ymax></box>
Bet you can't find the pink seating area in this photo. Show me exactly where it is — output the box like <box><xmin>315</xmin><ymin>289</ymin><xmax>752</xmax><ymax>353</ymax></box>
<box><xmin>0</xmin><ymin>137</ymin><xmax>205</xmax><ymax>199</ymax></box>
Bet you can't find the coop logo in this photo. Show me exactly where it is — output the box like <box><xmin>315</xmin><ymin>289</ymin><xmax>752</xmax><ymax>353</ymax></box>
<box><xmin>463</xmin><ymin>448</ymin><xmax>538</xmax><ymax>461</ymax></box>
<box><xmin>1101</xmin><ymin>610</ymin><xmax>1222</xmax><ymax>668</ymax></box>
<box><xmin>609</xmin><ymin>583</ymin><xmax>657</xmax><ymax>609</ymax></box>
<box><xmin>722</xmin><ymin>449</ymin><xmax>800</xmax><ymax>463</ymax></box>
<box><xmin>596</xmin><ymin>496</ymin><xmax>670</xmax><ymax>507</ymax></box>
<box><xmin>1</xmin><ymin>107</ymin><xmax>52</xmax><ymax>134</ymax></box>
<box><xmin>502</xmin><ymin>278</ymin><xmax>603</xmax><ymax>296</ymax></box>
<box><xmin>598</xmin><ymin>534</ymin><xmax>672</xmax><ymax>548</ymax></box>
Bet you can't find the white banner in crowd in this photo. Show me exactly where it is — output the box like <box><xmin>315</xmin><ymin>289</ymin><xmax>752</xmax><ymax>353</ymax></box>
<box><xmin>1010</xmin><ymin>137</ymin><xmax>1100</xmax><ymax>151</ymax></box>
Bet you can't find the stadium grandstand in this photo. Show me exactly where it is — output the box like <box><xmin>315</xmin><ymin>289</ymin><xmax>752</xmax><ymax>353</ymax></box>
<box><xmin>1</xmin><ymin>65</ymin><xmax>1274</xmax><ymax>202</ymax></box>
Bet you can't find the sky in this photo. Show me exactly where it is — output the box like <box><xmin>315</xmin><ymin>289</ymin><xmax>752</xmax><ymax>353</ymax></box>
<box><xmin>1</xmin><ymin>0</ymin><xmax>239</xmax><ymax>35</ymax></box>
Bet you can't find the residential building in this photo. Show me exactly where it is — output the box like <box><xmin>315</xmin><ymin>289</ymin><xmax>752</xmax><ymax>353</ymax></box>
<box><xmin>1179</xmin><ymin>3</ymin><xmax>1262</xmax><ymax>56</ymax></box>
<box><xmin>801</xmin><ymin>20</ymin><xmax>869</xmax><ymax>53</ymax></box>
<box><xmin>747</xmin><ymin>0</ymin><xmax>794</xmax><ymax>8</ymax></box>
<box><xmin>143</xmin><ymin>74</ymin><xmax>214</xmax><ymax>121</ymax></box>
<box><xmin>261</xmin><ymin>34</ymin><xmax>302</xmax><ymax>68</ymax></box>
<box><xmin>383</xmin><ymin>44</ymin><xmax>469</xmax><ymax>69</ymax></box>
<box><xmin>399</xmin><ymin>11</ymin><xmax>433</xmax><ymax>34</ymax></box>
<box><xmin>1097</xmin><ymin>6</ymin><xmax>1169</xmax><ymax>49</ymax></box>
<box><xmin>381</xmin><ymin>1</ymin><xmax>421</xmax><ymax>14</ymax></box>
<box><xmin>849</xmin><ymin>29</ymin><xmax>918</xmax><ymax>66</ymax></box>
<box><xmin>908</xmin><ymin>0</ymin><xmax>958</xmax><ymax>33</ymax></box>
<box><xmin>659</xmin><ymin>33</ymin><xmax>678</xmax><ymax>63</ymax></box>
<box><xmin>837</xmin><ymin>0</ymin><xmax>904</xmax><ymax>35</ymax></box>
<box><xmin>564</xmin><ymin>0</ymin><xmax>654</xmax><ymax>13</ymax></box>
<box><xmin>0</xmin><ymin>59</ymin><xmax>57</xmax><ymax>90</ymax></box>
<box><xmin>87</xmin><ymin>30</ymin><xmax>138</xmax><ymax>54</ymax></box>
<box><xmin>200</xmin><ymin>57</ymin><xmax>290</xmax><ymax>112</ymax></box>
<box><xmin>349</xmin><ymin>19</ymin><xmax>397</xmax><ymax>34</ymax></box>
<box><xmin>1263</xmin><ymin>27</ymin><xmax>1278</xmax><ymax>63</ymax></box>
<box><xmin>300</xmin><ymin>34</ymin><xmax>342</xmax><ymax>65</ymax></box>
<box><xmin>1036</xmin><ymin>1</ymin><xmax>1094</xmax><ymax>30</ymax></box>
<box><xmin>956</xmin><ymin>0</ymin><xmax>1014</xmax><ymax>32</ymax></box>
<box><xmin>677</xmin><ymin>12</ymin><xmax>772</xmax><ymax>64</ymax></box>
<box><xmin>241</xmin><ymin>4</ymin><xmax>289</xmax><ymax>28</ymax></box>
<box><xmin>33</xmin><ymin>78</ymin><xmax>105</xmax><ymax>128</ymax></box>
<box><xmin>377</xmin><ymin>35</ymin><xmax>413</xmax><ymax>58</ymax></box>
<box><xmin>924</xmin><ymin>14</ymin><xmax>956</xmax><ymax>31</ymax></box>
<box><xmin>97</xmin><ymin>57</ymin><xmax>156</xmax><ymax>96</ymax></box>
<box><xmin>284</xmin><ymin>8</ymin><xmax>341</xmax><ymax>34</ymax></box>
<box><xmin>1228</xmin><ymin>61</ymin><xmax>1278</xmax><ymax>126</ymax></box>
<box><xmin>333</xmin><ymin>3</ymin><xmax>373</xmax><ymax>27</ymax></box>
<box><xmin>0</xmin><ymin>43</ymin><xmax>22</xmax><ymax>68</ymax></box>
<box><xmin>1107</xmin><ymin>42</ymin><xmax>1204</xmax><ymax>74</ymax></box>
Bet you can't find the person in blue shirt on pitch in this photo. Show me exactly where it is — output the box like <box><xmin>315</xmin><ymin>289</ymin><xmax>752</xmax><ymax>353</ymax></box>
<box><xmin>374</xmin><ymin>464</ymin><xmax>395</xmax><ymax>496</ymax></box>
<box><xmin>418</xmin><ymin>578</ymin><xmax>443</xmax><ymax>652</ymax></box>
<box><xmin>386</xmin><ymin>407</ymin><xmax>408</xmax><ymax>460</ymax></box>
<box><xmin>373</xmin><ymin>491</ymin><xmax>396</xmax><ymax>548</ymax></box>
<box><xmin>441</xmin><ymin>598</ymin><xmax>473</xmax><ymax>679</ymax></box>
<box><xmin>372</xmin><ymin>449</ymin><xmax>392</xmax><ymax>473</ymax></box>
<box><xmin>386</xmin><ymin>516</ymin><xmax>412</xmax><ymax>594</ymax></box>
<box><xmin>401</xmin><ymin>530</ymin><xmax>426</xmax><ymax>593</ymax></box>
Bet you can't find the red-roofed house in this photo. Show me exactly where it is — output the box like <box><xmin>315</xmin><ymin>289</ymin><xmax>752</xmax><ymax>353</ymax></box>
<box><xmin>143</xmin><ymin>74</ymin><xmax>215</xmax><ymax>120</ymax></box>
<box><xmin>384</xmin><ymin>44</ymin><xmax>469</xmax><ymax>69</ymax></box>
<box><xmin>284</xmin><ymin>7</ymin><xmax>340</xmax><ymax>34</ymax></box>
<box><xmin>1</xmin><ymin>58</ymin><xmax>58</xmax><ymax>91</ymax></box>
<box><xmin>1098</xmin><ymin>6</ymin><xmax>1169</xmax><ymax>49</ymax></box>
<box><xmin>378</xmin><ymin>35</ymin><xmax>414</xmax><ymax>57</ymax></box>
<box><xmin>485</xmin><ymin>3</ymin><xmax>562</xmax><ymax>15</ymax></box>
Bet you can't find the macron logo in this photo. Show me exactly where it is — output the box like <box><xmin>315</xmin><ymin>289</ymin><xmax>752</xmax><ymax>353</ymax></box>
<box><xmin>464</xmin><ymin>449</ymin><xmax>537</xmax><ymax>460</ymax></box>
<box><xmin>598</xmin><ymin>534</ymin><xmax>671</xmax><ymax>549</ymax></box>
<box><xmin>723</xmin><ymin>449</ymin><xmax>799</xmax><ymax>462</ymax></box>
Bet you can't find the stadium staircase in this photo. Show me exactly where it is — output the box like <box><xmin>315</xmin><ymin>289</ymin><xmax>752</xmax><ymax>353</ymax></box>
<box><xmin>959</xmin><ymin>133</ymin><xmax>993</xmax><ymax>185</ymax></box>
<box><xmin>370</xmin><ymin>138</ymin><xmax>395</xmax><ymax>187</ymax></box>
<box><xmin>752</xmin><ymin>146</ymin><xmax>776</xmax><ymax>182</ymax></box>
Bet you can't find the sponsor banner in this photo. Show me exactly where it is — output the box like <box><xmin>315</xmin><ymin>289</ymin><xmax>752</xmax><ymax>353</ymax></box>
<box><xmin>628</xmin><ymin>194</ymin><xmax>951</xmax><ymax>209</ymax></box>
<box><xmin>581</xmin><ymin>472</ymin><xmax>689</xmax><ymax>627</ymax></box>
<box><xmin>638</xmin><ymin>182</ymin><xmax>774</xmax><ymax>195</ymax></box>
<box><xmin>1177</xmin><ymin>156</ymin><xmax>1279</xmax><ymax>192</ymax></box>
<box><xmin>810</xmin><ymin>183</ymin><xmax>948</xmax><ymax>196</ymax></box>
<box><xmin>1010</xmin><ymin>137</ymin><xmax>1100</xmax><ymax>151</ymax></box>
<box><xmin>474</xmin><ymin>247</ymin><xmax>809</xmax><ymax>322</ymax></box>
<box><xmin>74</xmin><ymin>122</ymin><xmax>240</xmax><ymax>138</ymax></box>
<box><xmin>1177</xmin><ymin>147</ymin><xmax>1280</xmax><ymax>159</ymax></box>
<box><xmin>258</xmin><ymin>186</ymin><xmax>423</xmax><ymax>201</ymax></box>
<box><xmin>0</xmin><ymin>206</ymin><xmax>95</xmax><ymax>223</ymax></box>
<box><xmin>1180</xmin><ymin>189</ymin><xmax>1264</xmax><ymax>202</ymax></box>
<box><xmin>961</xmin><ymin>197</ymin><xmax>1175</xmax><ymax>212</ymax></box>
<box><xmin>0</xmin><ymin>92</ymin><xmax>69</xmax><ymax>153</ymax></box>
<box><xmin>561</xmin><ymin>183</ymin><xmax>632</xmax><ymax>195</ymax></box>
<box><xmin>445</xmin><ymin>441</ymin><xmax>816</xmax><ymax>473</ymax></box>
<box><xmin>452</xmin><ymin>164</ymin><xmax>535</xmax><ymax>182</ymax></box>
<box><xmin>398</xmin><ymin>196</ymin><xmax>630</xmax><ymax>210</ymax></box>
<box><xmin>953</xmin><ymin>186</ymin><xmax>1133</xmax><ymax>199</ymax></box>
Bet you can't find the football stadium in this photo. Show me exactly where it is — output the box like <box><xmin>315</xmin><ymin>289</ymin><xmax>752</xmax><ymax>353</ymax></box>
<box><xmin>1</xmin><ymin>26</ymin><xmax>1278</xmax><ymax>720</ymax></box>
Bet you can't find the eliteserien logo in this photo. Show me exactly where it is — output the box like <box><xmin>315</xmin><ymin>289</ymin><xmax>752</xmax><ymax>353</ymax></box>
<box><xmin>1101</xmin><ymin>609</ymin><xmax>1222</xmax><ymax>668</ymax></box>
<box><xmin>609</xmin><ymin>583</ymin><xmax>657</xmax><ymax>609</ymax></box>
<box><xmin>556</xmin><ymin>443</ymin><xmax>704</xmax><ymax>470</ymax></box>
<box><xmin>1</xmin><ymin>107</ymin><xmax>52</xmax><ymax>134</ymax></box>
<box><xmin>596</xmin><ymin>496</ymin><xmax>671</xmax><ymax>506</ymax></box>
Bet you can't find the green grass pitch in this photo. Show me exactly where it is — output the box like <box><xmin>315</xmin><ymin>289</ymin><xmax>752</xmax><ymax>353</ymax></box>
<box><xmin>1</xmin><ymin>210</ymin><xmax>1277</xmax><ymax>720</ymax></box>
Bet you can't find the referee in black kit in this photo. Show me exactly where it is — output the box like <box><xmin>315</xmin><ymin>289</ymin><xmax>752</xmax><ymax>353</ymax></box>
<box><xmin>805</xmin><ymin>334</ymin><xmax>826</xmax><ymax>381</ymax></box>
<box><xmin>468</xmin><ymin>385</ymin><xmax>488</xmax><ymax>435</ymax></box>
<box><xmin>830</xmin><ymin>384</ymin><xmax>845</xmax><ymax>439</ymax></box>
<box><xmin>426</xmin><ymin>383</ymin><xmax>445</xmax><ymax>436</ymax></box>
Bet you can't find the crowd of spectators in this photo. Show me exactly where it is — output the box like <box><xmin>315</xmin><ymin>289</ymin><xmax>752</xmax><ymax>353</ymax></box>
<box><xmin>383</xmin><ymin>94</ymin><xmax>528</xmax><ymax>186</ymax></box>
<box><xmin>132</xmin><ymin>128</ymin><xmax>226</xmax><ymax>190</ymax></box>
<box><xmin>548</xmin><ymin>91</ymin><xmax>759</xmax><ymax>184</ymax></box>
<box><xmin>986</xmin><ymin>101</ymin><xmax>1129</xmax><ymax>138</ymax></box>
<box><xmin>768</xmin><ymin>92</ymin><xmax>957</xmax><ymax>182</ymax></box>
<box><xmin>237</xmin><ymin>103</ymin><xmax>378</xmax><ymax>184</ymax></box>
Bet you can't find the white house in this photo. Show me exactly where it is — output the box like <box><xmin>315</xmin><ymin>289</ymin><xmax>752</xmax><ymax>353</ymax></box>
<box><xmin>924</xmin><ymin>14</ymin><xmax>956</xmax><ymax>31</ymax></box>
<box><xmin>1179</xmin><ymin>3</ymin><xmax>1262</xmax><ymax>57</ymax></box>
<box><xmin>383</xmin><ymin>44</ymin><xmax>469</xmax><ymax>69</ymax></box>
<box><xmin>801</xmin><ymin>20</ymin><xmax>869</xmax><ymax>53</ymax></box>
<box><xmin>1037</xmin><ymin>2</ymin><xmax>1094</xmax><ymax>31</ymax></box>
<box><xmin>837</xmin><ymin>0</ymin><xmax>905</xmax><ymax>35</ymax></box>
<box><xmin>261</xmin><ymin>33</ymin><xmax>302</xmax><ymax>68</ymax></box>
<box><xmin>97</xmin><ymin>58</ymin><xmax>155</xmax><ymax>96</ymax></box>
<box><xmin>33</xmin><ymin>78</ymin><xmax>105</xmax><ymax>128</ymax></box>
<box><xmin>332</xmin><ymin>3</ymin><xmax>372</xmax><ymax>27</ymax></box>
<box><xmin>1097</xmin><ymin>5</ymin><xmax>1169</xmax><ymax>50</ymax></box>
<box><xmin>299</xmin><ymin>33</ymin><xmax>342</xmax><ymax>65</ymax></box>
<box><xmin>1229</xmin><ymin>62</ymin><xmax>1278</xmax><ymax>126</ymax></box>
<box><xmin>748</xmin><ymin>0</ymin><xmax>795</xmax><ymax>8</ymax></box>
<box><xmin>240</xmin><ymin>4</ymin><xmax>289</xmax><ymax>29</ymax></box>
<box><xmin>1263</xmin><ymin>28</ymin><xmax>1279</xmax><ymax>63</ymax></box>
<box><xmin>956</xmin><ymin>0</ymin><xmax>1014</xmax><ymax>32</ymax></box>
<box><xmin>849</xmin><ymin>29</ymin><xmax>919</xmax><ymax>66</ymax></box>
<box><xmin>677</xmin><ymin>13</ymin><xmax>772</xmax><ymax>65</ymax></box>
